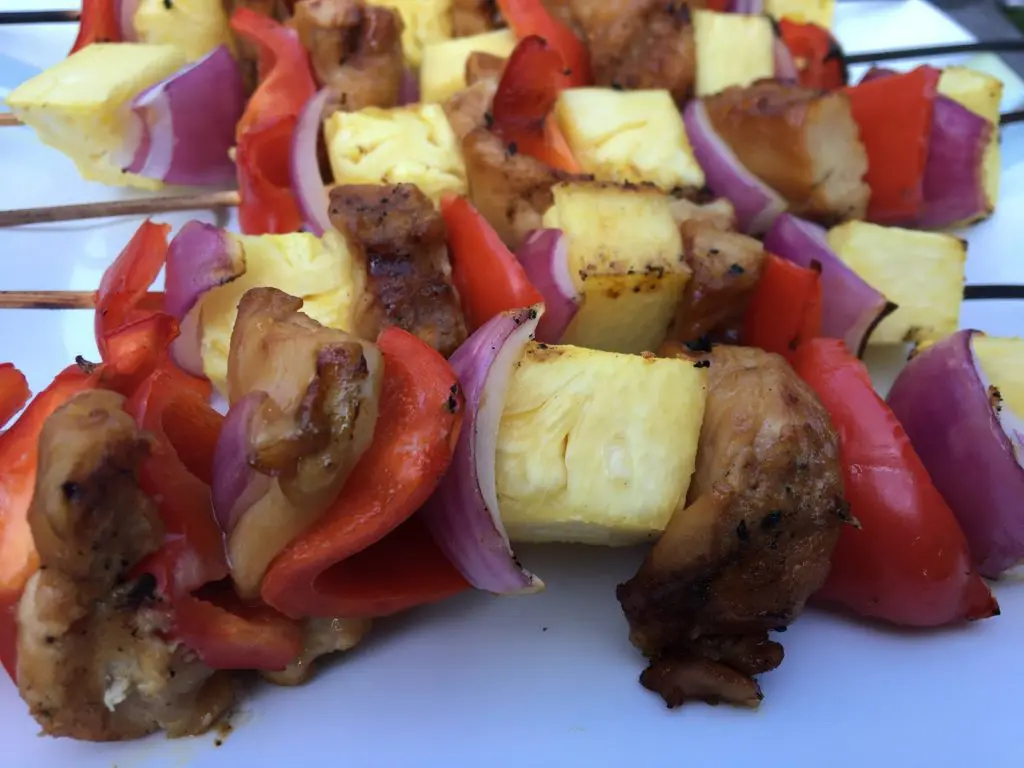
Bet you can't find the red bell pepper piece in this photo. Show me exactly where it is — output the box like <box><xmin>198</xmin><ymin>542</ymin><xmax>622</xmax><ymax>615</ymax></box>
<box><xmin>777</xmin><ymin>20</ymin><xmax>847</xmax><ymax>91</ymax></box>
<box><xmin>261</xmin><ymin>327</ymin><xmax>469</xmax><ymax>619</ymax></box>
<box><xmin>0</xmin><ymin>364</ymin><xmax>96</xmax><ymax>678</ymax></box>
<box><xmin>844</xmin><ymin>66</ymin><xmax>940</xmax><ymax>224</ymax></box>
<box><xmin>441</xmin><ymin>194</ymin><xmax>544</xmax><ymax>331</ymax></box>
<box><xmin>793</xmin><ymin>339</ymin><xmax>999</xmax><ymax>627</ymax></box>
<box><xmin>231</xmin><ymin>8</ymin><xmax>317</xmax><ymax>235</ymax></box>
<box><xmin>491</xmin><ymin>35</ymin><xmax>580</xmax><ymax>173</ymax></box>
<box><xmin>496</xmin><ymin>0</ymin><xmax>591</xmax><ymax>87</ymax></box>
<box><xmin>741</xmin><ymin>253</ymin><xmax>822</xmax><ymax>362</ymax></box>
<box><xmin>0</xmin><ymin>364</ymin><xmax>30</xmax><ymax>430</ymax></box>
<box><xmin>69</xmin><ymin>0</ymin><xmax>121</xmax><ymax>55</ymax></box>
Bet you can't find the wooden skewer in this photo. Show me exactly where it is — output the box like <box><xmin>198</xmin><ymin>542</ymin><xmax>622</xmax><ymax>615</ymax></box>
<box><xmin>0</xmin><ymin>10</ymin><xmax>80</xmax><ymax>24</ymax></box>
<box><xmin>0</xmin><ymin>113</ymin><xmax>22</xmax><ymax>128</ymax></box>
<box><xmin>0</xmin><ymin>190</ymin><xmax>240</xmax><ymax>228</ymax></box>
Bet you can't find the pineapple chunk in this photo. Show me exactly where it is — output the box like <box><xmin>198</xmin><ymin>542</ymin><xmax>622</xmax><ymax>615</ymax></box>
<box><xmin>554</xmin><ymin>88</ymin><xmax>705</xmax><ymax>191</ymax></box>
<box><xmin>199</xmin><ymin>231</ymin><xmax>364</xmax><ymax>396</ymax></box>
<box><xmin>764</xmin><ymin>0</ymin><xmax>835</xmax><ymax>28</ymax></box>
<box><xmin>693</xmin><ymin>10</ymin><xmax>775</xmax><ymax>97</ymax></box>
<box><xmin>827</xmin><ymin>221</ymin><xmax>965</xmax><ymax>345</ymax></box>
<box><xmin>939</xmin><ymin>67</ymin><xmax>1004</xmax><ymax>218</ymax></box>
<box><xmin>133</xmin><ymin>0</ymin><xmax>234</xmax><ymax>62</ymax></box>
<box><xmin>380</xmin><ymin>0</ymin><xmax>453</xmax><ymax>68</ymax></box>
<box><xmin>5</xmin><ymin>43</ymin><xmax>187</xmax><ymax>190</ymax></box>
<box><xmin>420</xmin><ymin>29</ymin><xmax>517</xmax><ymax>104</ymax></box>
<box><xmin>324</xmin><ymin>104</ymin><xmax>467</xmax><ymax>203</ymax></box>
<box><xmin>542</xmin><ymin>182</ymin><xmax>690</xmax><ymax>354</ymax></box>
<box><xmin>972</xmin><ymin>336</ymin><xmax>1024</xmax><ymax>419</ymax></box>
<box><xmin>496</xmin><ymin>342</ymin><xmax>709</xmax><ymax>545</ymax></box>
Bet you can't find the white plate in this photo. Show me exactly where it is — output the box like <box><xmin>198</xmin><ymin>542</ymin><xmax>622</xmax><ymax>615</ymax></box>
<box><xmin>1</xmin><ymin>1</ymin><xmax>1023</xmax><ymax>765</ymax></box>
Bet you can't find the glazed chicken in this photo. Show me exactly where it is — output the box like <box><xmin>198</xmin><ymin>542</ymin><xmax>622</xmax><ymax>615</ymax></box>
<box><xmin>703</xmin><ymin>80</ymin><xmax>870</xmax><ymax>225</ymax></box>
<box><xmin>329</xmin><ymin>183</ymin><xmax>468</xmax><ymax>356</ymax></box>
<box><xmin>618</xmin><ymin>345</ymin><xmax>848</xmax><ymax>708</ymax></box>
<box><xmin>292</xmin><ymin>0</ymin><xmax>406</xmax><ymax>112</ymax></box>
<box><xmin>16</xmin><ymin>390</ymin><xmax>232</xmax><ymax>741</ymax></box>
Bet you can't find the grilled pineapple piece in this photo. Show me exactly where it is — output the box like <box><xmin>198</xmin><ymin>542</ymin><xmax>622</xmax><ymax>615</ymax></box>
<box><xmin>939</xmin><ymin>67</ymin><xmax>1004</xmax><ymax>219</ymax></box>
<box><xmin>764</xmin><ymin>0</ymin><xmax>835</xmax><ymax>28</ymax></box>
<box><xmin>553</xmin><ymin>88</ymin><xmax>705</xmax><ymax>191</ymax></box>
<box><xmin>496</xmin><ymin>342</ymin><xmax>709</xmax><ymax>545</ymax></box>
<box><xmin>420</xmin><ymin>29</ymin><xmax>517</xmax><ymax>104</ymax></box>
<box><xmin>5</xmin><ymin>43</ymin><xmax>187</xmax><ymax>190</ymax></box>
<box><xmin>199</xmin><ymin>231</ymin><xmax>363</xmax><ymax>395</ymax></box>
<box><xmin>972</xmin><ymin>335</ymin><xmax>1024</xmax><ymax>418</ymax></box>
<box><xmin>693</xmin><ymin>10</ymin><xmax>775</xmax><ymax>97</ymax></box>
<box><xmin>381</xmin><ymin>0</ymin><xmax>453</xmax><ymax>68</ymax></box>
<box><xmin>828</xmin><ymin>221</ymin><xmax>965</xmax><ymax>345</ymax></box>
<box><xmin>323</xmin><ymin>104</ymin><xmax>468</xmax><ymax>203</ymax></box>
<box><xmin>542</xmin><ymin>182</ymin><xmax>690</xmax><ymax>354</ymax></box>
<box><xmin>132</xmin><ymin>0</ymin><xmax>234</xmax><ymax>62</ymax></box>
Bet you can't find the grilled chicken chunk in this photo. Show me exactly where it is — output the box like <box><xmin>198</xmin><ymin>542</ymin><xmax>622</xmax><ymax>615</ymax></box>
<box><xmin>618</xmin><ymin>345</ymin><xmax>847</xmax><ymax>708</ymax></box>
<box><xmin>329</xmin><ymin>183</ymin><xmax>468</xmax><ymax>356</ymax></box>
<box><xmin>262</xmin><ymin>617</ymin><xmax>372</xmax><ymax>686</ymax></box>
<box><xmin>292</xmin><ymin>0</ymin><xmax>405</xmax><ymax>112</ymax></box>
<box><xmin>16</xmin><ymin>390</ymin><xmax>232</xmax><ymax>741</ymax></box>
<box><xmin>443</xmin><ymin>64</ymin><xmax>501</xmax><ymax>141</ymax></box>
<box><xmin>451</xmin><ymin>0</ymin><xmax>505</xmax><ymax>36</ymax></box>
<box><xmin>668</xmin><ymin>196</ymin><xmax>736</xmax><ymax>233</ymax></box>
<box><xmin>703</xmin><ymin>81</ymin><xmax>870</xmax><ymax>224</ymax></box>
<box><xmin>669</xmin><ymin>219</ymin><xmax>765</xmax><ymax>344</ymax></box>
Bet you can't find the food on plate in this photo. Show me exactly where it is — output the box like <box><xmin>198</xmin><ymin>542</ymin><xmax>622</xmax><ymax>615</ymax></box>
<box><xmin>541</xmin><ymin>181</ymin><xmax>691</xmax><ymax>354</ymax></box>
<box><xmin>384</xmin><ymin>0</ymin><xmax>455</xmax><ymax>68</ymax></box>
<box><xmin>794</xmin><ymin>339</ymin><xmax>999</xmax><ymax>626</ymax></box>
<box><xmin>618</xmin><ymin>343</ymin><xmax>847</xmax><ymax>708</ymax></box>
<box><xmin>132</xmin><ymin>0</ymin><xmax>235</xmax><ymax>62</ymax></box>
<box><xmin>887</xmin><ymin>332</ymin><xmax>1024</xmax><ymax>579</ymax></box>
<box><xmin>323</xmin><ymin>104</ymin><xmax>468</xmax><ymax>203</ymax></box>
<box><xmin>693</xmin><ymin>10</ymin><xmax>775</xmax><ymax>97</ymax></box>
<box><xmin>553</xmin><ymin>87</ymin><xmax>705</xmax><ymax>191</ymax></box>
<box><xmin>496</xmin><ymin>342</ymin><xmax>708</xmax><ymax>545</ymax></box>
<box><xmin>826</xmin><ymin>220</ymin><xmax>965</xmax><ymax>344</ymax></box>
<box><xmin>741</xmin><ymin>252</ymin><xmax>822</xmax><ymax>362</ymax></box>
<box><xmin>420</xmin><ymin>29</ymin><xmax>517</xmax><ymax>103</ymax></box>
<box><xmin>764</xmin><ymin>0</ymin><xmax>835</xmax><ymax>28</ymax></box>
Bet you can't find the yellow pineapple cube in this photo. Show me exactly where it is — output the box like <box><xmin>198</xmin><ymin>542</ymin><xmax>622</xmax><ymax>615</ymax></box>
<box><xmin>764</xmin><ymin>0</ymin><xmax>835</xmax><ymax>28</ymax></box>
<box><xmin>420</xmin><ymin>29</ymin><xmax>517</xmax><ymax>104</ymax></box>
<box><xmin>693</xmin><ymin>10</ymin><xmax>775</xmax><ymax>97</ymax></box>
<box><xmin>380</xmin><ymin>0</ymin><xmax>453</xmax><ymax>68</ymax></box>
<box><xmin>132</xmin><ymin>0</ymin><xmax>234</xmax><ymax>61</ymax></box>
<box><xmin>972</xmin><ymin>335</ymin><xmax>1024</xmax><ymax>419</ymax></box>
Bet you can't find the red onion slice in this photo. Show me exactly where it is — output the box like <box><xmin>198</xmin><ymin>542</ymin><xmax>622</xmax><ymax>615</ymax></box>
<box><xmin>290</xmin><ymin>87</ymin><xmax>333</xmax><ymax>236</ymax></box>
<box><xmin>683</xmin><ymin>99</ymin><xmax>786</xmax><ymax>235</ymax></box>
<box><xmin>421</xmin><ymin>306</ymin><xmax>545</xmax><ymax>595</ymax></box>
<box><xmin>212</xmin><ymin>391</ymin><xmax>273</xmax><ymax>535</ymax></box>
<box><xmin>727</xmin><ymin>0</ymin><xmax>764</xmax><ymax>12</ymax></box>
<box><xmin>887</xmin><ymin>331</ymin><xmax>1024</xmax><ymax>578</ymax></box>
<box><xmin>764</xmin><ymin>214</ymin><xmax>895</xmax><ymax>356</ymax></box>
<box><xmin>516</xmin><ymin>230</ymin><xmax>577</xmax><ymax>344</ymax></box>
<box><xmin>114</xmin><ymin>0</ymin><xmax>140</xmax><ymax>42</ymax></box>
<box><xmin>126</xmin><ymin>45</ymin><xmax>245</xmax><ymax>186</ymax></box>
<box><xmin>165</xmin><ymin>220</ymin><xmax>246</xmax><ymax>376</ymax></box>
<box><xmin>399</xmin><ymin>68</ymin><xmax>420</xmax><ymax>105</ymax></box>
<box><xmin>773</xmin><ymin>36</ymin><xmax>799</xmax><ymax>83</ymax></box>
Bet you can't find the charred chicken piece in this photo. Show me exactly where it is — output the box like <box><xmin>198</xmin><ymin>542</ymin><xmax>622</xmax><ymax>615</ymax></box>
<box><xmin>329</xmin><ymin>183</ymin><xmax>468</xmax><ymax>356</ymax></box>
<box><xmin>668</xmin><ymin>219</ymin><xmax>765</xmax><ymax>344</ymax></box>
<box><xmin>292</xmin><ymin>0</ymin><xmax>406</xmax><ymax>112</ymax></box>
<box><xmin>618</xmin><ymin>345</ymin><xmax>847</xmax><ymax>708</ymax></box>
<box><xmin>442</xmin><ymin>61</ymin><xmax>502</xmax><ymax>142</ymax></box>
<box><xmin>16</xmin><ymin>390</ymin><xmax>233</xmax><ymax>741</ymax></box>
<box><xmin>703</xmin><ymin>80</ymin><xmax>870</xmax><ymax>225</ymax></box>
<box><xmin>451</xmin><ymin>0</ymin><xmax>506</xmax><ymax>36</ymax></box>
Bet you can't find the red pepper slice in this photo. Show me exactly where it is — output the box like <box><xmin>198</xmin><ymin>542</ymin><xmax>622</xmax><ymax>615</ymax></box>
<box><xmin>844</xmin><ymin>66</ymin><xmax>940</xmax><ymax>224</ymax></box>
<box><xmin>740</xmin><ymin>254</ymin><xmax>822</xmax><ymax>361</ymax></box>
<box><xmin>261</xmin><ymin>327</ymin><xmax>469</xmax><ymax>619</ymax></box>
<box><xmin>793</xmin><ymin>339</ymin><xmax>999</xmax><ymax>627</ymax></box>
<box><xmin>0</xmin><ymin>364</ymin><xmax>30</xmax><ymax>430</ymax></box>
<box><xmin>69</xmin><ymin>0</ymin><xmax>121</xmax><ymax>55</ymax></box>
<box><xmin>231</xmin><ymin>8</ymin><xmax>317</xmax><ymax>235</ymax></box>
<box><xmin>0</xmin><ymin>364</ymin><xmax>95</xmax><ymax>679</ymax></box>
<box><xmin>496</xmin><ymin>0</ymin><xmax>591</xmax><ymax>88</ymax></box>
<box><xmin>491</xmin><ymin>35</ymin><xmax>580</xmax><ymax>173</ymax></box>
<box><xmin>441</xmin><ymin>194</ymin><xmax>544</xmax><ymax>331</ymax></box>
<box><xmin>777</xmin><ymin>19</ymin><xmax>847</xmax><ymax>90</ymax></box>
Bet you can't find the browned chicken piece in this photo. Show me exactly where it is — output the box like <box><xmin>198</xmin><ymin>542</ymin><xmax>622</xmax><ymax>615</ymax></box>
<box><xmin>329</xmin><ymin>184</ymin><xmax>468</xmax><ymax>356</ymax></box>
<box><xmin>465</xmin><ymin>51</ymin><xmax>507</xmax><ymax>85</ymax></box>
<box><xmin>618</xmin><ymin>345</ymin><xmax>848</xmax><ymax>708</ymax></box>
<box><xmin>443</xmin><ymin>75</ymin><xmax>500</xmax><ymax>142</ymax></box>
<box><xmin>703</xmin><ymin>80</ymin><xmax>870</xmax><ymax>225</ymax></box>
<box><xmin>292</xmin><ymin>0</ymin><xmax>405</xmax><ymax>112</ymax></box>
<box><xmin>16</xmin><ymin>390</ymin><xmax>233</xmax><ymax>741</ymax></box>
<box><xmin>669</xmin><ymin>196</ymin><xmax>736</xmax><ymax>233</ymax></box>
<box><xmin>262</xmin><ymin>617</ymin><xmax>372</xmax><ymax>686</ymax></box>
<box><xmin>565</xmin><ymin>0</ymin><xmax>697</xmax><ymax>104</ymax></box>
<box><xmin>223</xmin><ymin>0</ymin><xmax>293</xmax><ymax>93</ymax></box>
<box><xmin>668</xmin><ymin>219</ymin><xmax>765</xmax><ymax>344</ymax></box>
<box><xmin>451</xmin><ymin>0</ymin><xmax>505</xmax><ymax>36</ymax></box>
